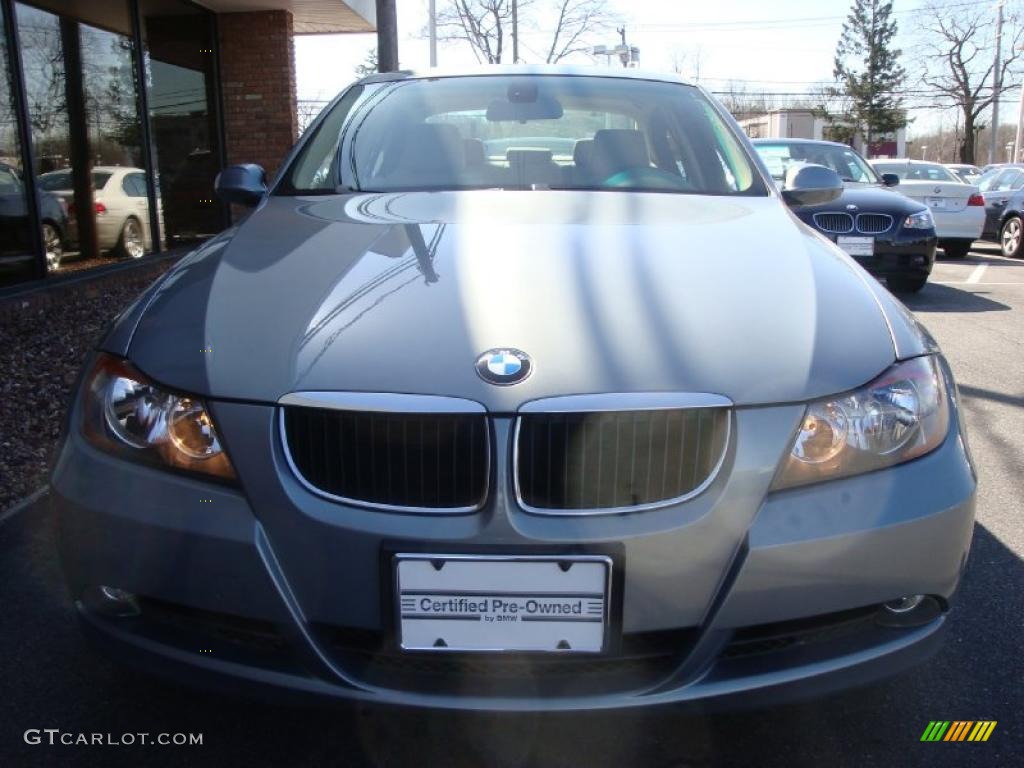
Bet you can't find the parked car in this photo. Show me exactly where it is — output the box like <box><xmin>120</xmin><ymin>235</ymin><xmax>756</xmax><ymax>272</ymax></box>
<box><xmin>870</xmin><ymin>159</ymin><xmax>984</xmax><ymax>258</ymax></box>
<box><xmin>944</xmin><ymin>163</ymin><xmax>982</xmax><ymax>184</ymax></box>
<box><xmin>974</xmin><ymin>163</ymin><xmax>1024</xmax><ymax>257</ymax></box>
<box><xmin>38</xmin><ymin>166</ymin><xmax>153</xmax><ymax>258</ymax></box>
<box><xmin>0</xmin><ymin>161</ymin><xmax>68</xmax><ymax>271</ymax></box>
<box><xmin>753</xmin><ymin>139</ymin><xmax>937</xmax><ymax>292</ymax></box>
<box><xmin>53</xmin><ymin>67</ymin><xmax>975</xmax><ymax>712</ymax></box>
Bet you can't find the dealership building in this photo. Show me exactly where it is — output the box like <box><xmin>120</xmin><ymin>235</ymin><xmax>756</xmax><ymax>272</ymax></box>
<box><xmin>0</xmin><ymin>0</ymin><xmax>374</xmax><ymax>289</ymax></box>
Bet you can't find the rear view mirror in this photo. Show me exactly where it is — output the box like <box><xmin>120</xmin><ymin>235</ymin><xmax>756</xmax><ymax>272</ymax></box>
<box><xmin>215</xmin><ymin>163</ymin><xmax>267</xmax><ymax>207</ymax></box>
<box><xmin>486</xmin><ymin>84</ymin><xmax>563</xmax><ymax>122</ymax></box>
<box><xmin>881</xmin><ymin>173</ymin><xmax>900</xmax><ymax>187</ymax></box>
<box><xmin>781</xmin><ymin>164</ymin><xmax>843</xmax><ymax>207</ymax></box>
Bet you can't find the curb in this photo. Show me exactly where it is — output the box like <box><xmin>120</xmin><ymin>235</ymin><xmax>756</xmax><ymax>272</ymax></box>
<box><xmin>0</xmin><ymin>485</ymin><xmax>50</xmax><ymax>528</ymax></box>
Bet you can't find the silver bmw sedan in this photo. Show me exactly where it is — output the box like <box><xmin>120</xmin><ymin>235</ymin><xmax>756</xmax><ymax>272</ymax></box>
<box><xmin>52</xmin><ymin>67</ymin><xmax>976</xmax><ymax>711</ymax></box>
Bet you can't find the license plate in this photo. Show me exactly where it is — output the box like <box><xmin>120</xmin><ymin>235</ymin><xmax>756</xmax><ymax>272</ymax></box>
<box><xmin>395</xmin><ymin>555</ymin><xmax>611</xmax><ymax>653</ymax></box>
<box><xmin>927</xmin><ymin>197</ymin><xmax>946</xmax><ymax>209</ymax></box>
<box><xmin>837</xmin><ymin>236</ymin><xmax>874</xmax><ymax>256</ymax></box>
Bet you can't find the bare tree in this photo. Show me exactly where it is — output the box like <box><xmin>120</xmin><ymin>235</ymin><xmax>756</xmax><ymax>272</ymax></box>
<box><xmin>669</xmin><ymin>44</ymin><xmax>703</xmax><ymax>82</ymax></box>
<box><xmin>435</xmin><ymin>0</ymin><xmax>612</xmax><ymax>64</ymax></box>
<box><xmin>296</xmin><ymin>100</ymin><xmax>326</xmax><ymax>135</ymax></box>
<box><xmin>543</xmin><ymin>0</ymin><xmax>613</xmax><ymax>63</ymax></box>
<box><xmin>918</xmin><ymin>1</ymin><xmax>1024</xmax><ymax>163</ymax></box>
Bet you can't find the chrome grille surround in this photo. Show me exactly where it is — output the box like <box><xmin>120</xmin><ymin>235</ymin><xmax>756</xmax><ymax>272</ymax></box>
<box><xmin>513</xmin><ymin>393</ymin><xmax>732</xmax><ymax>516</ymax></box>
<box><xmin>812</xmin><ymin>212</ymin><xmax>854</xmax><ymax>234</ymax></box>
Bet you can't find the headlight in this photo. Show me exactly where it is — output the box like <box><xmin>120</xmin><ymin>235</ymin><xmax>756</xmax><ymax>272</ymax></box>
<box><xmin>772</xmin><ymin>355</ymin><xmax>950</xmax><ymax>490</ymax></box>
<box><xmin>903</xmin><ymin>210</ymin><xmax>934</xmax><ymax>229</ymax></box>
<box><xmin>81</xmin><ymin>353</ymin><xmax>235</xmax><ymax>480</ymax></box>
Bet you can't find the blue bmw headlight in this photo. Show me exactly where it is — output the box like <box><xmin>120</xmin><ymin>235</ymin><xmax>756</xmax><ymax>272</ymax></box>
<box><xmin>903</xmin><ymin>210</ymin><xmax>934</xmax><ymax>230</ymax></box>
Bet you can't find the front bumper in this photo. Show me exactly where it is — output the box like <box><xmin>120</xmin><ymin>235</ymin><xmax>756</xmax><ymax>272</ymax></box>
<box><xmin>52</xmin><ymin>400</ymin><xmax>976</xmax><ymax>711</ymax></box>
<box><xmin>811</xmin><ymin>227</ymin><xmax>937</xmax><ymax>279</ymax></box>
<box><xmin>849</xmin><ymin>235</ymin><xmax>936</xmax><ymax>278</ymax></box>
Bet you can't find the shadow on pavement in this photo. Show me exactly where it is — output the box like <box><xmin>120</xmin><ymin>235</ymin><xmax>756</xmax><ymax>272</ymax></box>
<box><xmin>959</xmin><ymin>384</ymin><xmax>1024</xmax><ymax>409</ymax></box>
<box><xmin>0</xmin><ymin>502</ymin><xmax>1019</xmax><ymax>767</ymax></box>
<box><xmin>900</xmin><ymin>282</ymin><xmax>1011</xmax><ymax>313</ymax></box>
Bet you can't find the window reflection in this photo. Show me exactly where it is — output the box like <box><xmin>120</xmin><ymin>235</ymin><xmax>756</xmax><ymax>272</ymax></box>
<box><xmin>140</xmin><ymin>0</ymin><xmax>224</xmax><ymax>246</ymax></box>
<box><xmin>2</xmin><ymin>5</ymin><xmax>65</xmax><ymax>284</ymax></box>
<box><xmin>16</xmin><ymin>1</ymin><xmax>152</xmax><ymax>274</ymax></box>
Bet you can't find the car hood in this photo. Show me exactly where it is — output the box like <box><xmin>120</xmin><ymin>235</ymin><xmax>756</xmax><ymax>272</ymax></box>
<box><xmin>123</xmin><ymin>191</ymin><xmax>899</xmax><ymax>409</ymax></box>
<box><xmin>796</xmin><ymin>184</ymin><xmax>926</xmax><ymax>215</ymax></box>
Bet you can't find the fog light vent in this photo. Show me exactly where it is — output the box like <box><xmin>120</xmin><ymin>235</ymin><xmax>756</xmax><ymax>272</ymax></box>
<box><xmin>81</xmin><ymin>585</ymin><xmax>140</xmax><ymax>618</ymax></box>
<box><xmin>876</xmin><ymin>595</ymin><xmax>942</xmax><ymax>628</ymax></box>
<box><xmin>884</xmin><ymin>595</ymin><xmax>925</xmax><ymax>614</ymax></box>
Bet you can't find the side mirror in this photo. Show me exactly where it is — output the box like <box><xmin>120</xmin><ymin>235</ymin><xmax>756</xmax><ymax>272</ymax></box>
<box><xmin>215</xmin><ymin>163</ymin><xmax>266</xmax><ymax>207</ymax></box>
<box><xmin>881</xmin><ymin>173</ymin><xmax>900</xmax><ymax>187</ymax></box>
<box><xmin>781</xmin><ymin>164</ymin><xmax>843</xmax><ymax>207</ymax></box>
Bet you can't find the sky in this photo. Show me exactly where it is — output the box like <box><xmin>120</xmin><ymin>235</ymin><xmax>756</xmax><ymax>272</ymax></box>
<box><xmin>294</xmin><ymin>0</ymin><xmax>1007</xmax><ymax>138</ymax></box>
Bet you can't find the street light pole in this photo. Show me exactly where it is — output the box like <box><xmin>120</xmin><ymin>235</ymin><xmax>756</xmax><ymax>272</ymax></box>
<box><xmin>990</xmin><ymin>0</ymin><xmax>1005</xmax><ymax>164</ymax></box>
<box><xmin>376</xmin><ymin>0</ymin><xmax>399</xmax><ymax>71</ymax></box>
<box><xmin>512</xmin><ymin>0</ymin><xmax>519</xmax><ymax>63</ymax></box>
<box><xmin>429</xmin><ymin>0</ymin><xmax>437</xmax><ymax>67</ymax></box>
<box><xmin>1015</xmin><ymin>82</ymin><xmax>1024</xmax><ymax>162</ymax></box>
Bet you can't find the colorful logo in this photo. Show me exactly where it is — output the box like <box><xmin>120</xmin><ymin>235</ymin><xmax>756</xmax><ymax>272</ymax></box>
<box><xmin>475</xmin><ymin>348</ymin><xmax>532</xmax><ymax>386</ymax></box>
<box><xmin>920</xmin><ymin>721</ymin><xmax>997</xmax><ymax>742</ymax></box>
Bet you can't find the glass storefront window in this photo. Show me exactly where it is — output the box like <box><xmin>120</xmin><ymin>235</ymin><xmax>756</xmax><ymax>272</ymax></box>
<box><xmin>0</xmin><ymin>5</ymin><xmax>38</xmax><ymax>286</ymax></box>
<box><xmin>1</xmin><ymin>0</ymin><xmax>224</xmax><ymax>287</ymax></box>
<box><xmin>138</xmin><ymin>0</ymin><xmax>224</xmax><ymax>247</ymax></box>
<box><xmin>16</xmin><ymin>1</ymin><xmax>153</xmax><ymax>274</ymax></box>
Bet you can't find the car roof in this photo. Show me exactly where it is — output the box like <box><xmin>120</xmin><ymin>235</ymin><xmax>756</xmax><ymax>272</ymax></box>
<box><xmin>749</xmin><ymin>138</ymin><xmax>856</xmax><ymax>149</ymax></box>
<box><xmin>39</xmin><ymin>166</ymin><xmax>143</xmax><ymax>176</ymax></box>
<box><xmin>869</xmin><ymin>159</ymin><xmax>942</xmax><ymax>165</ymax></box>
<box><xmin>355</xmin><ymin>64</ymin><xmax>693</xmax><ymax>87</ymax></box>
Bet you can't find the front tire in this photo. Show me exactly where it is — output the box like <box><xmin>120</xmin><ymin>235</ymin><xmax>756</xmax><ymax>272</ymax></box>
<box><xmin>888</xmin><ymin>274</ymin><xmax>928</xmax><ymax>293</ymax></box>
<box><xmin>42</xmin><ymin>222</ymin><xmax>63</xmax><ymax>272</ymax></box>
<box><xmin>1000</xmin><ymin>216</ymin><xmax>1024</xmax><ymax>258</ymax></box>
<box><xmin>116</xmin><ymin>217</ymin><xmax>145</xmax><ymax>259</ymax></box>
<box><xmin>940</xmin><ymin>239</ymin><xmax>972</xmax><ymax>259</ymax></box>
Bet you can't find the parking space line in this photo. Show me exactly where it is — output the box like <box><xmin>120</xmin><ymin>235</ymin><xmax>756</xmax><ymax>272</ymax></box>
<box><xmin>965</xmin><ymin>264</ymin><xmax>988</xmax><ymax>284</ymax></box>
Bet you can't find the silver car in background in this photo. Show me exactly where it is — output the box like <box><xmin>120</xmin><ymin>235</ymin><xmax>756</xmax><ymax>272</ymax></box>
<box><xmin>944</xmin><ymin>163</ymin><xmax>982</xmax><ymax>185</ymax></box>
<box><xmin>51</xmin><ymin>67</ymin><xmax>976</xmax><ymax>711</ymax></box>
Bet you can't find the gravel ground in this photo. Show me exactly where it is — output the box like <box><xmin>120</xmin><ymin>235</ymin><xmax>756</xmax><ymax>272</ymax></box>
<box><xmin>0</xmin><ymin>260</ymin><xmax>175</xmax><ymax>512</ymax></box>
<box><xmin>53</xmin><ymin>253</ymin><xmax>132</xmax><ymax>275</ymax></box>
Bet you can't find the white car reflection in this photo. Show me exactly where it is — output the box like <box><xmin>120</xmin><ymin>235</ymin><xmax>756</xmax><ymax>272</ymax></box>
<box><xmin>38</xmin><ymin>166</ymin><xmax>156</xmax><ymax>258</ymax></box>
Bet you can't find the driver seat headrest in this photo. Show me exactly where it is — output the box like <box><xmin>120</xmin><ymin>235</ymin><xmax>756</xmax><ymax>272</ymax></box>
<box><xmin>591</xmin><ymin>129</ymin><xmax>650</xmax><ymax>177</ymax></box>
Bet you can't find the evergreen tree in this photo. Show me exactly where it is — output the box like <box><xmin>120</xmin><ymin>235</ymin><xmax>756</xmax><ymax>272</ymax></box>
<box><xmin>833</xmin><ymin>0</ymin><xmax>907</xmax><ymax>146</ymax></box>
<box><xmin>354</xmin><ymin>48</ymin><xmax>379</xmax><ymax>78</ymax></box>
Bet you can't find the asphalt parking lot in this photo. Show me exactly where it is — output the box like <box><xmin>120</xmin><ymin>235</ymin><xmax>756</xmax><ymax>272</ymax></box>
<box><xmin>0</xmin><ymin>245</ymin><xmax>1021</xmax><ymax>768</ymax></box>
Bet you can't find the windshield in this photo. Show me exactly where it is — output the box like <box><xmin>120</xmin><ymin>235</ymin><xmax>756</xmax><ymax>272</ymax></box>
<box><xmin>282</xmin><ymin>75</ymin><xmax>766</xmax><ymax>196</ymax></box>
<box><xmin>872</xmin><ymin>162</ymin><xmax>959</xmax><ymax>182</ymax></box>
<box><xmin>978</xmin><ymin>167</ymin><xmax>1024</xmax><ymax>192</ymax></box>
<box><xmin>754</xmin><ymin>142</ymin><xmax>880</xmax><ymax>184</ymax></box>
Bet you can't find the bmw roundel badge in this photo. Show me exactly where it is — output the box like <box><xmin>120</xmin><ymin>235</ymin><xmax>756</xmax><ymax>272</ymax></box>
<box><xmin>475</xmin><ymin>348</ymin><xmax>532</xmax><ymax>385</ymax></box>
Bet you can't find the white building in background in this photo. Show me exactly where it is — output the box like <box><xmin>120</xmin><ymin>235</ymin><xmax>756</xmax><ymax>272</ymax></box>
<box><xmin>736</xmin><ymin>109</ymin><xmax>907</xmax><ymax>159</ymax></box>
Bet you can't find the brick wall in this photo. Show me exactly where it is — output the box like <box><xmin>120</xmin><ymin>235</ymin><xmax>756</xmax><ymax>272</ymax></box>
<box><xmin>218</xmin><ymin>11</ymin><xmax>298</xmax><ymax>179</ymax></box>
